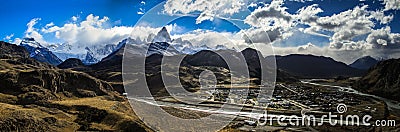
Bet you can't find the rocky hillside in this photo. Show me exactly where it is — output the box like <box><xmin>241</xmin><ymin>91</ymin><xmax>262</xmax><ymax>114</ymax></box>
<box><xmin>353</xmin><ymin>58</ymin><xmax>400</xmax><ymax>102</ymax></box>
<box><xmin>0</xmin><ymin>41</ymin><xmax>151</xmax><ymax>131</ymax></box>
<box><xmin>57</xmin><ymin>58</ymin><xmax>86</xmax><ymax>69</ymax></box>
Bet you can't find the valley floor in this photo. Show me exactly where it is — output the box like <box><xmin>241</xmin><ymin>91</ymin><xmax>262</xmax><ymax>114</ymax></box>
<box><xmin>127</xmin><ymin>80</ymin><xmax>400</xmax><ymax>131</ymax></box>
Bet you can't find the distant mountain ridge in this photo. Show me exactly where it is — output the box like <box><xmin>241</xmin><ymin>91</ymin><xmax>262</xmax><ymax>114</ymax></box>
<box><xmin>275</xmin><ymin>54</ymin><xmax>366</xmax><ymax>78</ymax></box>
<box><xmin>17</xmin><ymin>28</ymin><xmax>369</xmax><ymax>80</ymax></box>
<box><xmin>101</xmin><ymin>27</ymin><xmax>180</xmax><ymax>60</ymax></box>
<box><xmin>82</xmin><ymin>44</ymin><xmax>117</xmax><ymax>64</ymax></box>
<box><xmin>69</xmin><ymin>45</ymin><xmax>367</xmax><ymax>83</ymax></box>
<box><xmin>349</xmin><ymin>56</ymin><xmax>379</xmax><ymax>70</ymax></box>
<box><xmin>184</xmin><ymin>48</ymin><xmax>296</xmax><ymax>82</ymax></box>
<box><xmin>45</xmin><ymin>27</ymin><xmax>231</xmax><ymax>63</ymax></box>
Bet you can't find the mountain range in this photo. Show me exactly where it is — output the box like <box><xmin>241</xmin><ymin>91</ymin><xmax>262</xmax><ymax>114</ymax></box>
<box><xmin>59</xmin><ymin>40</ymin><xmax>374</xmax><ymax>94</ymax></box>
<box><xmin>22</xmin><ymin>27</ymin><xmax>231</xmax><ymax>65</ymax></box>
<box><xmin>16</xmin><ymin>27</ymin><xmax>377</xmax><ymax>81</ymax></box>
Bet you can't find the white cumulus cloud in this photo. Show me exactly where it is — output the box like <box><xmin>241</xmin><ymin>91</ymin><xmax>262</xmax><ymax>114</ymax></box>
<box><xmin>163</xmin><ymin>0</ymin><xmax>247</xmax><ymax>24</ymax></box>
<box><xmin>41</xmin><ymin>14</ymin><xmax>159</xmax><ymax>47</ymax></box>
<box><xmin>298</xmin><ymin>5</ymin><xmax>394</xmax><ymax>50</ymax></box>
<box><xmin>245</xmin><ymin>0</ymin><xmax>294</xmax><ymax>31</ymax></box>
<box><xmin>24</xmin><ymin>18</ymin><xmax>47</xmax><ymax>45</ymax></box>
<box><xmin>383</xmin><ymin>0</ymin><xmax>400</xmax><ymax>11</ymax></box>
<box><xmin>173</xmin><ymin>29</ymin><xmax>248</xmax><ymax>50</ymax></box>
<box><xmin>366</xmin><ymin>26</ymin><xmax>400</xmax><ymax>48</ymax></box>
<box><xmin>3</xmin><ymin>34</ymin><xmax>14</xmax><ymax>41</ymax></box>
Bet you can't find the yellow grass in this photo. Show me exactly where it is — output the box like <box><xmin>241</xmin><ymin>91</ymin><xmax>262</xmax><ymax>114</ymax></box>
<box><xmin>52</xmin><ymin>97</ymin><xmax>141</xmax><ymax>121</ymax></box>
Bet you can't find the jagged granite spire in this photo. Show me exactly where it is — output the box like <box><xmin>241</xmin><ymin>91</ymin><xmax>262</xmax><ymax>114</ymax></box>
<box><xmin>152</xmin><ymin>27</ymin><xmax>172</xmax><ymax>43</ymax></box>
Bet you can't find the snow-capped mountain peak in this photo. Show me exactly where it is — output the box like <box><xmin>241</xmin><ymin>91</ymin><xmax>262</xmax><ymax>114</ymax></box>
<box><xmin>215</xmin><ymin>45</ymin><xmax>228</xmax><ymax>50</ymax></box>
<box><xmin>152</xmin><ymin>27</ymin><xmax>172</xmax><ymax>43</ymax></box>
<box><xmin>48</xmin><ymin>42</ymin><xmax>73</xmax><ymax>52</ymax></box>
<box><xmin>19</xmin><ymin>38</ymin><xmax>62</xmax><ymax>65</ymax></box>
<box><xmin>20</xmin><ymin>38</ymin><xmax>44</xmax><ymax>48</ymax></box>
<box><xmin>82</xmin><ymin>44</ymin><xmax>117</xmax><ymax>64</ymax></box>
<box><xmin>116</xmin><ymin>37</ymin><xmax>144</xmax><ymax>49</ymax></box>
<box><xmin>83</xmin><ymin>47</ymin><xmax>98</xmax><ymax>64</ymax></box>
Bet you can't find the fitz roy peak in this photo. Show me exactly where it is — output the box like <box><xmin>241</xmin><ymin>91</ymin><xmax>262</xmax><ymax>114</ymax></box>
<box><xmin>108</xmin><ymin>27</ymin><xmax>179</xmax><ymax>58</ymax></box>
<box><xmin>152</xmin><ymin>27</ymin><xmax>172</xmax><ymax>43</ymax></box>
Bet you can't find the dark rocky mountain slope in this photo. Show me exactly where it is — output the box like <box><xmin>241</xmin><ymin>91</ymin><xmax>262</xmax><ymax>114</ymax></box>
<box><xmin>349</xmin><ymin>56</ymin><xmax>379</xmax><ymax>70</ymax></box>
<box><xmin>276</xmin><ymin>54</ymin><xmax>366</xmax><ymax>78</ymax></box>
<box><xmin>57</xmin><ymin>58</ymin><xmax>86</xmax><ymax>69</ymax></box>
<box><xmin>353</xmin><ymin>58</ymin><xmax>400</xmax><ymax>102</ymax></box>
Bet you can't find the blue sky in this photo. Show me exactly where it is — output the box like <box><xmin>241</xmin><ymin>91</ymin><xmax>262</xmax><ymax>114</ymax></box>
<box><xmin>2</xmin><ymin>0</ymin><xmax>398</xmax><ymax>39</ymax></box>
<box><xmin>1</xmin><ymin>0</ymin><xmax>400</xmax><ymax>63</ymax></box>
<box><xmin>0</xmin><ymin>0</ymin><xmax>161</xmax><ymax>38</ymax></box>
